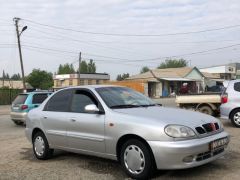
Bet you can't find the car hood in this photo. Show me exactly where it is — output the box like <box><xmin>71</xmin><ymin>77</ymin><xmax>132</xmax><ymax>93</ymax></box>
<box><xmin>112</xmin><ymin>106</ymin><xmax>218</xmax><ymax>127</ymax></box>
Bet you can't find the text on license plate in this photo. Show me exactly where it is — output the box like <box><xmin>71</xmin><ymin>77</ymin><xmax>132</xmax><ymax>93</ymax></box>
<box><xmin>210</xmin><ymin>137</ymin><xmax>229</xmax><ymax>150</ymax></box>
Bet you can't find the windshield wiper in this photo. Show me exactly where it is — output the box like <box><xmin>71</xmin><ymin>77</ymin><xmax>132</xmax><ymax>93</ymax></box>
<box><xmin>140</xmin><ymin>104</ymin><xmax>157</xmax><ymax>107</ymax></box>
<box><xmin>110</xmin><ymin>104</ymin><xmax>142</xmax><ymax>109</ymax></box>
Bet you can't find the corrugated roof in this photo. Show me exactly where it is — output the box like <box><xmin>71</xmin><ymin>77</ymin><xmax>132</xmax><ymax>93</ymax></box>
<box><xmin>127</xmin><ymin>67</ymin><xmax>193</xmax><ymax>81</ymax></box>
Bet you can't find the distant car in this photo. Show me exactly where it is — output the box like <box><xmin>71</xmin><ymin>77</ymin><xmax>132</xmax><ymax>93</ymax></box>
<box><xmin>220</xmin><ymin>80</ymin><xmax>240</xmax><ymax>127</ymax></box>
<box><xmin>11</xmin><ymin>91</ymin><xmax>52</xmax><ymax>125</ymax></box>
<box><xmin>26</xmin><ymin>86</ymin><xmax>229</xmax><ymax>179</ymax></box>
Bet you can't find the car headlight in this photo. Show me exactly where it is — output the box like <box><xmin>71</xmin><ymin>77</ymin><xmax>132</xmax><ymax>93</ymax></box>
<box><xmin>165</xmin><ymin>125</ymin><xmax>196</xmax><ymax>138</ymax></box>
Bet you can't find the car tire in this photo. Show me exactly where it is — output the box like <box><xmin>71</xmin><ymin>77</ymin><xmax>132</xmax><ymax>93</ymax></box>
<box><xmin>230</xmin><ymin>109</ymin><xmax>240</xmax><ymax>128</ymax></box>
<box><xmin>33</xmin><ymin>131</ymin><xmax>54</xmax><ymax>160</ymax></box>
<box><xmin>120</xmin><ymin>139</ymin><xmax>155</xmax><ymax>180</ymax></box>
<box><xmin>13</xmin><ymin>121</ymin><xmax>23</xmax><ymax>125</ymax></box>
<box><xmin>199</xmin><ymin>105</ymin><xmax>213</xmax><ymax>116</ymax></box>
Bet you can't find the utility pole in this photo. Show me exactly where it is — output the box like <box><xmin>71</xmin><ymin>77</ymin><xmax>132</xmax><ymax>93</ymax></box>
<box><xmin>14</xmin><ymin>17</ymin><xmax>27</xmax><ymax>92</ymax></box>
<box><xmin>78</xmin><ymin>52</ymin><xmax>81</xmax><ymax>85</ymax></box>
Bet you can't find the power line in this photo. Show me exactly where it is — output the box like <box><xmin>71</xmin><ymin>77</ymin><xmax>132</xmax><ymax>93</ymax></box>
<box><xmin>24</xmin><ymin>27</ymin><xmax>240</xmax><ymax>45</ymax></box>
<box><xmin>23</xmin><ymin>18</ymin><xmax>240</xmax><ymax>37</ymax></box>
<box><xmin>20</xmin><ymin>42</ymin><xmax>240</xmax><ymax>63</ymax></box>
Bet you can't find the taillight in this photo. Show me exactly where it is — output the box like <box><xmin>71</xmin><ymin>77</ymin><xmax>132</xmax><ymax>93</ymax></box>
<box><xmin>221</xmin><ymin>95</ymin><xmax>228</xmax><ymax>104</ymax></box>
<box><xmin>21</xmin><ymin>105</ymin><xmax>28</xmax><ymax>110</ymax></box>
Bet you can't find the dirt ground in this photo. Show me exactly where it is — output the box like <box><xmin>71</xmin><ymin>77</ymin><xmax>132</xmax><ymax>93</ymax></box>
<box><xmin>0</xmin><ymin>104</ymin><xmax>240</xmax><ymax>180</ymax></box>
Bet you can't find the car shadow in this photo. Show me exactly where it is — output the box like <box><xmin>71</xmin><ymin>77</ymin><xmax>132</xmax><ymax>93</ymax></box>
<box><xmin>20</xmin><ymin>146</ymin><xmax>239</xmax><ymax>180</ymax></box>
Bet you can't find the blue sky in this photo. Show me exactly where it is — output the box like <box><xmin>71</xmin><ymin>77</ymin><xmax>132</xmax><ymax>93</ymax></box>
<box><xmin>0</xmin><ymin>0</ymin><xmax>240</xmax><ymax>79</ymax></box>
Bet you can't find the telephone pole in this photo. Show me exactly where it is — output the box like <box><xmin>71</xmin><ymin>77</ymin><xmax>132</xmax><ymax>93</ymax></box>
<box><xmin>13</xmin><ymin>17</ymin><xmax>27</xmax><ymax>92</ymax></box>
<box><xmin>78</xmin><ymin>52</ymin><xmax>81</xmax><ymax>85</ymax></box>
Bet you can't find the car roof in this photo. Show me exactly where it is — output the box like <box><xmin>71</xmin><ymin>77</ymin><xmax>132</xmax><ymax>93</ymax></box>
<box><xmin>60</xmin><ymin>85</ymin><xmax>124</xmax><ymax>91</ymax></box>
<box><xmin>19</xmin><ymin>91</ymin><xmax>52</xmax><ymax>95</ymax></box>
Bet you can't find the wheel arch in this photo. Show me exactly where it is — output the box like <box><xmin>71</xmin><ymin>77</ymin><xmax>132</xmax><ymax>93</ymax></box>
<box><xmin>116</xmin><ymin>134</ymin><xmax>156</xmax><ymax>166</ymax></box>
<box><xmin>196</xmin><ymin>103</ymin><xmax>217</xmax><ymax>111</ymax></box>
<box><xmin>32</xmin><ymin>127</ymin><xmax>45</xmax><ymax>143</ymax></box>
<box><xmin>229</xmin><ymin>107</ymin><xmax>240</xmax><ymax>119</ymax></box>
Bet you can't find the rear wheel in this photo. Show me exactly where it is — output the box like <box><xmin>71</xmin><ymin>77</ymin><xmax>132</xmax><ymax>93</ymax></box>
<box><xmin>120</xmin><ymin>139</ymin><xmax>155</xmax><ymax>179</ymax></box>
<box><xmin>13</xmin><ymin>120</ymin><xmax>23</xmax><ymax>125</ymax></box>
<box><xmin>33</xmin><ymin>131</ymin><xmax>54</xmax><ymax>160</ymax></box>
<box><xmin>198</xmin><ymin>105</ymin><xmax>213</xmax><ymax>116</ymax></box>
<box><xmin>230</xmin><ymin>109</ymin><xmax>240</xmax><ymax>128</ymax></box>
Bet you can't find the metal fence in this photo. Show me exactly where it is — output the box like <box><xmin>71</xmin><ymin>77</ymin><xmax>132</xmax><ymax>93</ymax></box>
<box><xmin>0</xmin><ymin>89</ymin><xmax>23</xmax><ymax>105</ymax></box>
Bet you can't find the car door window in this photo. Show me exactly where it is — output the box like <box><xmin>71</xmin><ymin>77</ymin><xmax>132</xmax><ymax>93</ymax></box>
<box><xmin>234</xmin><ymin>82</ymin><xmax>240</xmax><ymax>92</ymax></box>
<box><xmin>32</xmin><ymin>94</ymin><xmax>48</xmax><ymax>104</ymax></box>
<box><xmin>70</xmin><ymin>90</ymin><xmax>98</xmax><ymax>113</ymax></box>
<box><xmin>45</xmin><ymin>89</ymin><xmax>72</xmax><ymax>112</ymax></box>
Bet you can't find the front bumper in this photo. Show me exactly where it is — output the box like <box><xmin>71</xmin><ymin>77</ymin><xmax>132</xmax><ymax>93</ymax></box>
<box><xmin>148</xmin><ymin>131</ymin><xmax>229</xmax><ymax>170</ymax></box>
<box><xmin>10</xmin><ymin>112</ymin><xmax>27</xmax><ymax>123</ymax></box>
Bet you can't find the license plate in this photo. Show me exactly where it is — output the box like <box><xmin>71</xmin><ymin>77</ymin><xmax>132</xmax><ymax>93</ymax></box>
<box><xmin>210</xmin><ymin>137</ymin><xmax>229</xmax><ymax>151</ymax></box>
<box><xmin>12</xmin><ymin>107</ymin><xmax>19</xmax><ymax>110</ymax></box>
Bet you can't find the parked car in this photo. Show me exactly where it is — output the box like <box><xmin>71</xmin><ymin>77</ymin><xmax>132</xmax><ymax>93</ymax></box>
<box><xmin>26</xmin><ymin>86</ymin><xmax>229</xmax><ymax>179</ymax></box>
<box><xmin>220</xmin><ymin>80</ymin><xmax>240</xmax><ymax>127</ymax></box>
<box><xmin>11</xmin><ymin>91</ymin><xmax>52</xmax><ymax>125</ymax></box>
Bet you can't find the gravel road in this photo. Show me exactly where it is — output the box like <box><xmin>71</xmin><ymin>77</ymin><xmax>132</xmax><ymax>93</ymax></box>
<box><xmin>0</xmin><ymin>104</ymin><xmax>240</xmax><ymax>180</ymax></box>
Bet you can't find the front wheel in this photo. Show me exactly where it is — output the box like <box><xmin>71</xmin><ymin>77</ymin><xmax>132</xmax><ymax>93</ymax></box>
<box><xmin>230</xmin><ymin>109</ymin><xmax>240</xmax><ymax>128</ymax></box>
<box><xmin>120</xmin><ymin>139</ymin><xmax>155</xmax><ymax>179</ymax></box>
<box><xmin>33</xmin><ymin>131</ymin><xmax>54</xmax><ymax>160</ymax></box>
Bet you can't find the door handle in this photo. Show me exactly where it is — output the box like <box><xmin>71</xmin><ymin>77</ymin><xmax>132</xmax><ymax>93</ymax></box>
<box><xmin>43</xmin><ymin>116</ymin><xmax>48</xmax><ymax>119</ymax></box>
<box><xmin>70</xmin><ymin>118</ymin><xmax>76</xmax><ymax>122</ymax></box>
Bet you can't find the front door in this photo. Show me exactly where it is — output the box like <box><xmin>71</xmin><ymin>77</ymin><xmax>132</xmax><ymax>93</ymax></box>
<box><xmin>66</xmin><ymin>89</ymin><xmax>105</xmax><ymax>153</ymax></box>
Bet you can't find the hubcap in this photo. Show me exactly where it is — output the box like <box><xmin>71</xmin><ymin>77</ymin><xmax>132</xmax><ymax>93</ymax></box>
<box><xmin>233</xmin><ymin>112</ymin><xmax>240</xmax><ymax>125</ymax></box>
<box><xmin>34</xmin><ymin>136</ymin><xmax>45</xmax><ymax>156</ymax></box>
<box><xmin>124</xmin><ymin>145</ymin><xmax>145</xmax><ymax>175</ymax></box>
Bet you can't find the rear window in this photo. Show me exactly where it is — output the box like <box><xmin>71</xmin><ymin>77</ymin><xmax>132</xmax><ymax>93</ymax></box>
<box><xmin>32</xmin><ymin>94</ymin><xmax>49</xmax><ymax>104</ymax></box>
<box><xmin>234</xmin><ymin>82</ymin><xmax>240</xmax><ymax>92</ymax></box>
<box><xmin>13</xmin><ymin>94</ymin><xmax>28</xmax><ymax>104</ymax></box>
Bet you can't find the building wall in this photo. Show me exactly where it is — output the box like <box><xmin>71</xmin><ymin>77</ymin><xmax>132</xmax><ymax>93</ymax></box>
<box><xmin>54</xmin><ymin>78</ymin><xmax>109</xmax><ymax>88</ymax></box>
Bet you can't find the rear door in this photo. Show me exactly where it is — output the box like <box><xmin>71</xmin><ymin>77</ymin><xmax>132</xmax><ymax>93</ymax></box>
<box><xmin>232</xmin><ymin>82</ymin><xmax>240</xmax><ymax>107</ymax></box>
<box><xmin>41</xmin><ymin>89</ymin><xmax>73</xmax><ymax>148</ymax></box>
<box><xmin>29</xmin><ymin>93</ymin><xmax>49</xmax><ymax>111</ymax></box>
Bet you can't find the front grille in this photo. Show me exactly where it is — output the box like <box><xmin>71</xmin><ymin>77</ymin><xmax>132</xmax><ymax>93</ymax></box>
<box><xmin>195</xmin><ymin>122</ymin><xmax>220</xmax><ymax>135</ymax></box>
<box><xmin>196</xmin><ymin>147</ymin><xmax>224</xmax><ymax>161</ymax></box>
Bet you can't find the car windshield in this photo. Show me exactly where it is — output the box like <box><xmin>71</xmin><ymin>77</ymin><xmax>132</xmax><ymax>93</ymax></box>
<box><xmin>13</xmin><ymin>94</ymin><xmax>28</xmax><ymax>105</ymax></box>
<box><xmin>96</xmin><ymin>87</ymin><xmax>156</xmax><ymax>109</ymax></box>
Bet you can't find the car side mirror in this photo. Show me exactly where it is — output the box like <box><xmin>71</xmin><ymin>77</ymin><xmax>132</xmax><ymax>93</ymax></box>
<box><xmin>85</xmin><ymin>104</ymin><xmax>100</xmax><ymax>113</ymax></box>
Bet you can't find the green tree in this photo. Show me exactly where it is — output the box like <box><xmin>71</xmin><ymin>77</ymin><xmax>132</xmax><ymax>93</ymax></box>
<box><xmin>140</xmin><ymin>66</ymin><xmax>150</xmax><ymax>74</ymax></box>
<box><xmin>158</xmin><ymin>59</ymin><xmax>188</xmax><ymax>69</ymax></box>
<box><xmin>26</xmin><ymin>69</ymin><xmax>53</xmax><ymax>89</ymax></box>
<box><xmin>87</xmin><ymin>59</ymin><xmax>96</xmax><ymax>73</ymax></box>
<box><xmin>11</xmin><ymin>73</ymin><xmax>21</xmax><ymax>80</ymax></box>
<box><xmin>116</xmin><ymin>73</ymin><xmax>130</xmax><ymax>81</ymax></box>
<box><xmin>80</xmin><ymin>60</ymin><xmax>88</xmax><ymax>73</ymax></box>
<box><xmin>57</xmin><ymin>63</ymin><xmax>75</xmax><ymax>74</ymax></box>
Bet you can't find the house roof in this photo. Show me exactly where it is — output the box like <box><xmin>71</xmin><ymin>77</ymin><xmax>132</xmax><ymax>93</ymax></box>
<box><xmin>201</xmin><ymin>72</ymin><xmax>221</xmax><ymax>79</ymax></box>
<box><xmin>127</xmin><ymin>67</ymin><xmax>194</xmax><ymax>81</ymax></box>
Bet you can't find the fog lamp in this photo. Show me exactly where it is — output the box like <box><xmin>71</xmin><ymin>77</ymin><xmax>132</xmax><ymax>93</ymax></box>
<box><xmin>183</xmin><ymin>155</ymin><xmax>194</xmax><ymax>163</ymax></box>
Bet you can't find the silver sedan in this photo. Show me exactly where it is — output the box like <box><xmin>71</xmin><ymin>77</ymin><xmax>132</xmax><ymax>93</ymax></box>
<box><xmin>26</xmin><ymin>86</ymin><xmax>230</xmax><ymax>179</ymax></box>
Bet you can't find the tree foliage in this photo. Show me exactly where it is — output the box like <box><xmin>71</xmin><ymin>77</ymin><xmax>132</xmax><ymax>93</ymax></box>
<box><xmin>77</xmin><ymin>60</ymin><xmax>97</xmax><ymax>73</ymax></box>
<box><xmin>79</xmin><ymin>60</ymin><xmax>88</xmax><ymax>73</ymax></box>
<box><xmin>116</xmin><ymin>73</ymin><xmax>130</xmax><ymax>81</ymax></box>
<box><xmin>140</xmin><ymin>66</ymin><xmax>150</xmax><ymax>74</ymax></box>
<box><xmin>11</xmin><ymin>73</ymin><xmax>21</xmax><ymax>80</ymax></box>
<box><xmin>57</xmin><ymin>63</ymin><xmax>75</xmax><ymax>74</ymax></box>
<box><xmin>87</xmin><ymin>59</ymin><xmax>96</xmax><ymax>73</ymax></box>
<box><xmin>26</xmin><ymin>69</ymin><xmax>53</xmax><ymax>89</ymax></box>
<box><xmin>158</xmin><ymin>59</ymin><xmax>188</xmax><ymax>69</ymax></box>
